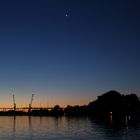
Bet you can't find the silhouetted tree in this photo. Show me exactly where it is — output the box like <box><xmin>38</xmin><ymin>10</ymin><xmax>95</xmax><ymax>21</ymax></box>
<box><xmin>50</xmin><ymin>105</ymin><xmax>63</xmax><ymax>116</ymax></box>
<box><xmin>123</xmin><ymin>93</ymin><xmax>139</xmax><ymax>115</ymax></box>
<box><xmin>64</xmin><ymin>105</ymin><xmax>88</xmax><ymax>116</ymax></box>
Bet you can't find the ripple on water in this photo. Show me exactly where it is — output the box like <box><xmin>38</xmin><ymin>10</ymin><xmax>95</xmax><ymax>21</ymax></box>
<box><xmin>0</xmin><ymin>116</ymin><xmax>139</xmax><ymax>140</ymax></box>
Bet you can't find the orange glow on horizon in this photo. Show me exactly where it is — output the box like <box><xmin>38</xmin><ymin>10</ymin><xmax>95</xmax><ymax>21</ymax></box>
<box><xmin>0</xmin><ymin>97</ymin><xmax>95</xmax><ymax>108</ymax></box>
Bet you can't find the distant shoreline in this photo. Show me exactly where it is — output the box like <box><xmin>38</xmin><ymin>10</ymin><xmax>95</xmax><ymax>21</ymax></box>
<box><xmin>0</xmin><ymin>90</ymin><xmax>139</xmax><ymax>122</ymax></box>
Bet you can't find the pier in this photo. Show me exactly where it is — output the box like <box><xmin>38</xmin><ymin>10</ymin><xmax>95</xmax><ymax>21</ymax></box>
<box><xmin>0</xmin><ymin>107</ymin><xmax>55</xmax><ymax>112</ymax></box>
<box><xmin>0</xmin><ymin>106</ymin><xmax>64</xmax><ymax>116</ymax></box>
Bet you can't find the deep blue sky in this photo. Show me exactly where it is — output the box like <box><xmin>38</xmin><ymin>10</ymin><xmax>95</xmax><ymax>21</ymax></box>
<box><xmin>0</xmin><ymin>0</ymin><xmax>140</xmax><ymax>107</ymax></box>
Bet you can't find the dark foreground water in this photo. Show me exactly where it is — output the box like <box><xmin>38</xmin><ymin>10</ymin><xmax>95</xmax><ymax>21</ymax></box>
<box><xmin>0</xmin><ymin>116</ymin><xmax>140</xmax><ymax>140</ymax></box>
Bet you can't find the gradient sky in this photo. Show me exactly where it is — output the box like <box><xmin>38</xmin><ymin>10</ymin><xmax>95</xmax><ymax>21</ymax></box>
<box><xmin>0</xmin><ymin>0</ymin><xmax>140</xmax><ymax>107</ymax></box>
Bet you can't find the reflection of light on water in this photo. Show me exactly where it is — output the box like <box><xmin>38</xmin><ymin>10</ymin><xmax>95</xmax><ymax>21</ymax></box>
<box><xmin>109</xmin><ymin>112</ymin><xmax>113</xmax><ymax>124</ymax></box>
<box><xmin>0</xmin><ymin>116</ymin><xmax>139</xmax><ymax>139</ymax></box>
<box><xmin>125</xmin><ymin>115</ymin><xmax>131</xmax><ymax>126</ymax></box>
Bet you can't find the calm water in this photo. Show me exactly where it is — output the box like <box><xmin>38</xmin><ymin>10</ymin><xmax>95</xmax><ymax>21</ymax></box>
<box><xmin>0</xmin><ymin>116</ymin><xmax>139</xmax><ymax>140</ymax></box>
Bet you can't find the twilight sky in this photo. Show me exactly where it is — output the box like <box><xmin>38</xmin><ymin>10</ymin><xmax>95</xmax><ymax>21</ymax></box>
<box><xmin>0</xmin><ymin>0</ymin><xmax>140</xmax><ymax>107</ymax></box>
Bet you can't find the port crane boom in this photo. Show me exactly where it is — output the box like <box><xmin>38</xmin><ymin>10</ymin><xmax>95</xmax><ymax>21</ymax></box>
<box><xmin>13</xmin><ymin>94</ymin><xmax>16</xmax><ymax>112</ymax></box>
<box><xmin>28</xmin><ymin>94</ymin><xmax>34</xmax><ymax>113</ymax></box>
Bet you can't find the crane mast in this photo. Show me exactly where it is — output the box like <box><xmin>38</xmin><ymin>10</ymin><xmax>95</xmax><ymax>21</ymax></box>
<box><xmin>13</xmin><ymin>94</ymin><xmax>16</xmax><ymax>112</ymax></box>
<box><xmin>28</xmin><ymin>94</ymin><xmax>34</xmax><ymax>113</ymax></box>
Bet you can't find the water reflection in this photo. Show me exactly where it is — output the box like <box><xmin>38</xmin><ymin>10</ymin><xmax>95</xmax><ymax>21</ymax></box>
<box><xmin>28</xmin><ymin>116</ymin><xmax>33</xmax><ymax>139</ymax></box>
<box><xmin>12</xmin><ymin>116</ymin><xmax>16</xmax><ymax>140</ymax></box>
<box><xmin>89</xmin><ymin>115</ymin><xmax>140</xmax><ymax>140</ymax></box>
<box><xmin>0</xmin><ymin>116</ymin><xmax>139</xmax><ymax>139</ymax></box>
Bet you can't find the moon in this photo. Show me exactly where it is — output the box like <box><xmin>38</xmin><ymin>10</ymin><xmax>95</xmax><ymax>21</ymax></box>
<box><xmin>65</xmin><ymin>11</ymin><xmax>70</xmax><ymax>17</ymax></box>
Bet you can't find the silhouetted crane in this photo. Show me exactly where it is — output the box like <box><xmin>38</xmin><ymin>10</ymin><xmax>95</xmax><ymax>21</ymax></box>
<box><xmin>13</xmin><ymin>94</ymin><xmax>16</xmax><ymax>112</ymax></box>
<box><xmin>28</xmin><ymin>94</ymin><xmax>34</xmax><ymax>113</ymax></box>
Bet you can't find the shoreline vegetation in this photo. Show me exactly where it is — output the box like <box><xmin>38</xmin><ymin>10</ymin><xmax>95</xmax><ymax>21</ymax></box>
<box><xmin>0</xmin><ymin>90</ymin><xmax>140</xmax><ymax>121</ymax></box>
